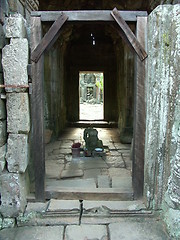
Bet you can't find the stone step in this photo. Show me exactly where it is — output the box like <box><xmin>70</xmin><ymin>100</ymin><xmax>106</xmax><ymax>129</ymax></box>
<box><xmin>46</xmin><ymin>199</ymin><xmax>146</xmax><ymax>213</ymax></box>
<box><xmin>45</xmin><ymin>187</ymin><xmax>134</xmax><ymax>201</ymax></box>
<box><xmin>68</xmin><ymin>121</ymin><xmax>118</xmax><ymax>128</ymax></box>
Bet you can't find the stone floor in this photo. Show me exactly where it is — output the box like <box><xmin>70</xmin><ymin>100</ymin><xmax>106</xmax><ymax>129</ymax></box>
<box><xmin>0</xmin><ymin>211</ymin><xmax>169</xmax><ymax>240</ymax></box>
<box><xmin>4</xmin><ymin>127</ymin><xmax>169</xmax><ymax>240</ymax></box>
<box><xmin>0</xmin><ymin>199</ymin><xmax>169</xmax><ymax>240</ymax></box>
<box><xmin>45</xmin><ymin>127</ymin><xmax>133</xmax><ymax>198</ymax></box>
<box><xmin>0</xmin><ymin>222</ymin><xmax>169</xmax><ymax>240</ymax></box>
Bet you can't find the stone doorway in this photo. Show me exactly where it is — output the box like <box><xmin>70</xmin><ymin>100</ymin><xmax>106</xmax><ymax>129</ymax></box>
<box><xmin>30</xmin><ymin>10</ymin><xmax>147</xmax><ymax>201</ymax></box>
<box><xmin>79</xmin><ymin>72</ymin><xmax>104</xmax><ymax>120</ymax></box>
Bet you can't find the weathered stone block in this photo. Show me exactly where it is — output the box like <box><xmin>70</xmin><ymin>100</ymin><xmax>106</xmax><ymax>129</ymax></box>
<box><xmin>0</xmin><ymin>100</ymin><xmax>6</xmax><ymax>120</ymax></box>
<box><xmin>144</xmin><ymin>4</ymin><xmax>180</xmax><ymax>209</ymax></box>
<box><xmin>164</xmin><ymin>208</ymin><xmax>180</xmax><ymax>239</ymax></box>
<box><xmin>6</xmin><ymin>134</ymin><xmax>28</xmax><ymax>173</ymax></box>
<box><xmin>0</xmin><ymin>172</ymin><xmax>27</xmax><ymax>217</ymax></box>
<box><xmin>0</xmin><ymin>120</ymin><xmax>7</xmax><ymax>147</ymax></box>
<box><xmin>2</xmin><ymin>218</ymin><xmax>16</xmax><ymax>228</ymax></box>
<box><xmin>65</xmin><ymin>225</ymin><xmax>107</xmax><ymax>240</ymax></box>
<box><xmin>2</xmin><ymin>38</ymin><xmax>28</xmax><ymax>92</ymax></box>
<box><xmin>0</xmin><ymin>144</ymin><xmax>6</xmax><ymax>172</ymax></box>
<box><xmin>4</xmin><ymin>13</ymin><xmax>26</xmax><ymax>38</ymax></box>
<box><xmin>6</xmin><ymin>93</ymin><xmax>30</xmax><ymax>133</ymax></box>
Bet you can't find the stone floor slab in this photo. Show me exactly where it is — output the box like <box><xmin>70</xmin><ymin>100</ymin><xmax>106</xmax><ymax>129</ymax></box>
<box><xmin>108</xmin><ymin>220</ymin><xmax>169</xmax><ymax>240</ymax></box>
<box><xmin>25</xmin><ymin>202</ymin><xmax>49</xmax><ymax>214</ymax></box>
<box><xmin>83</xmin><ymin>200</ymin><xmax>146</xmax><ymax>211</ymax></box>
<box><xmin>46</xmin><ymin>161</ymin><xmax>64</xmax><ymax>179</ymax></box>
<box><xmin>97</xmin><ymin>175</ymin><xmax>110</xmax><ymax>188</ymax></box>
<box><xmin>65</xmin><ymin>157</ymin><xmax>108</xmax><ymax>170</ymax></box>
<box><xmin>105</xmin><ymin>155</ymin><xmax>125</xmax><ymax>168</ymax></box>
<box><xmin>65</xmin><ymin>224</ymin><xmax>107</xmax><ymax>240</ymax></box>
<box><xmin>84</xmin><ymin>168</ymin><xmax>101</xmax><ymax>179</ymax></box>
<box><xmin>109</xmin><ymin>168</ymin><xmax>131</xmax><ymax>178</ymax></box>
<box><xmin>79</xmin><ymin>158</ymin><xmax>109</xmax><ymax>169</ymax></box>
<box><xmin>112</xmin><ymin>176</ymin><xmax>132</xmax><ymax>190</ymax></box>
<box><xmin>47</xmin><ymin>199</ymin><xmax>80</xmax><ymax>212</ymax></box>
<box><xmin>54</xmin><ymin>148</ymin><xmax>71</xmax><ymax>155</ymax></box>
<box><xmin>46</xmin><ymin>178</ymin><xmax>96</xmax><ymax>188</ymax></box>
<box><xmin>60</xmin><ymin>169</ymin><xmax>84</xmax><ymax>179</ymax></box>
<box><xmin>0</xmin><ymin>226</ymin><xmax>64</xmax><ymax>240</ymax></box>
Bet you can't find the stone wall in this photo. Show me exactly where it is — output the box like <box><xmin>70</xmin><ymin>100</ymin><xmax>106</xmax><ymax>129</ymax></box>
<box><xmin>149</xmin><ymin>0</ymin><xmax>180</xmax><ymax>11</ymax></box>
<box><xmin>144</xmin><ymin>4</ymin><xmax>180</xmax><ymax>238</ymax></box>
<box><xmin>0</xmin><ymin>0</ymin><xmax>38</xmax><ymax>220</ymax></box>
<box><xmin>0</xmin><ymin>14</ymin><xmax>29</xmax><ymax>218</ymax></box>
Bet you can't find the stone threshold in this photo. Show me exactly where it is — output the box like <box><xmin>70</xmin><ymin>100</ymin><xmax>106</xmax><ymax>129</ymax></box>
<box><xmin>68</xmin><ymin>121</ymin><xmax>118</xmax><ymax>128</ymax></box>
<box><xmin>45</xmin><ymin>187</ymin><xmax>134</xmax><ymax>201</ymax></box>
<box><xmin>15</xmin><ymin>199</ymin><xmax>156</xmax><ymax>228</ymax></box>
<box><xmin>25</xmin><ymin>199</ymin><xmax>152</xmax><ymax>217</ymax></box>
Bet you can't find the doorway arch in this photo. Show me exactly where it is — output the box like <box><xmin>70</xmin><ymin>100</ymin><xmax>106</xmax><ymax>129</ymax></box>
<box><xmin>30</xmin><ymin>9</ymin><xmax>147</xmax><ymax>201</ymax></box>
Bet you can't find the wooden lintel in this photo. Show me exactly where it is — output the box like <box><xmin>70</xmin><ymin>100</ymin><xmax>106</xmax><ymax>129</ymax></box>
<box><xmin>31</xmin><ymin>10</ymin><xmax>147</xmax><ymax>22</ymax></box>
<box><xmin>31</xmin><ymin>13</ymin><xmax>68</xmax><ymax>63</ymax></box>
<box><xmin>111</xmin><ymin>8</ymin><xmax>148</xmax><ymax>61</ymax></box>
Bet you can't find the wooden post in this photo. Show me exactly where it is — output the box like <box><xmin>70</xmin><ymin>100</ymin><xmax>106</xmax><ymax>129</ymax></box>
<box><xmin>132</xmin><ymin>17</ymin><xmax>147</xmax><ymax>197</ymax></box>
<box><xmin>30</xmin><ymin>17</ymin><xmax>45</xmax><ymax>201</ymax></box>
<box><xmin>0</xmin><ymin>0</ymin><xmax>4</xmax><ymax>25</ymax></box>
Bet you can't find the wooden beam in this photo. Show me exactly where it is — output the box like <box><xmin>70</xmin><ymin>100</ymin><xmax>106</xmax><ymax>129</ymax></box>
<box><xmin>132</xmin><ymin>17</ymin><xmax>147</xmax><ymax>197</ymax></box>
<box><xmin>31</xmin><ymin>13</ymin><xmax>68</xmax><ymax>63</ymax></box>
<box><xmin>111</xmin><ymin>8</ymin><xmax>148</xmax><ymax>61</ymax></box>
<box><xmin>31</xmin><ymin>10</ymin><xmax>148</xmax><ymax>22</ymax></box>
<box><xmin>45</xmin><ymin>188</ymin><xmax>134</xmax><ymax>201</ymax></box>
<box><xmin>0</xmin><ymin>0</ymin><xmax>4</xmax><ymax>25</ymax></box>
<box><xmin>31</xmin><ymin>17</ymin><xmax>45</xmax><ymax>201</ymax></box>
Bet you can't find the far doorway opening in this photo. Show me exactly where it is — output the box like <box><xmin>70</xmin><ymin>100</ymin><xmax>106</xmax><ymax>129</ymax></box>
<box><xmin>79</xmin><ymin>71</ymin><xmax>104</xmax><ymax>120</ymax></box>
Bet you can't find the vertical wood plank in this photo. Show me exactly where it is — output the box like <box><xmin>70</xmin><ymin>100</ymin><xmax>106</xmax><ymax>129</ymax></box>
<box><xmin>0</xmin><ymin>0</ymin><xmax>4</xmax><ymax>25</ymax></box>
<box><xmin>30</xmin><ymin>17</ymin><xmax>45</xmax><ymax>201</ymax></box>
<box><xmin>132</xmin><ymin>17</ymin><xmax>147</xmax><ymax>197</ymax></box>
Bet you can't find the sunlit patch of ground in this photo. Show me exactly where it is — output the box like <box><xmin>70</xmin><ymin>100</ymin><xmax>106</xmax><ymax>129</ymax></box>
<box><xmin>80</xmin><ymin>103</ymin><xmax>103</xmax><ymax>120</ymax></box>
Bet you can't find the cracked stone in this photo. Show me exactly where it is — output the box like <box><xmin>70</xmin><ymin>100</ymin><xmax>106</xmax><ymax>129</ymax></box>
<box><xmin>65</xmin><ymin>225</ymin><xmax>107</xmax><ymax>240</ymax></box>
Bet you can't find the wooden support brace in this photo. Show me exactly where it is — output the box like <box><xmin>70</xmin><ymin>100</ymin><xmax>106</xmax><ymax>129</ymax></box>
<box><xmin>31</xmin><ymin>13</ymin><xmax>68</xmax><ymax>63</ymax></box>
<box><xmin>111</xmin><ymin>8</ymin><xmax>148</xmax><ymax>61</ymax></box>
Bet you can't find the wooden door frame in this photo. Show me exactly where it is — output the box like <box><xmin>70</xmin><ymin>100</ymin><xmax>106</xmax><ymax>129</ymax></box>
<box><xmin>30</xmin><ymin>10</ymin><xmax>147</xmax><ymax>201</ymax></box>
